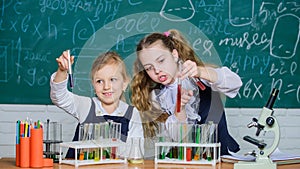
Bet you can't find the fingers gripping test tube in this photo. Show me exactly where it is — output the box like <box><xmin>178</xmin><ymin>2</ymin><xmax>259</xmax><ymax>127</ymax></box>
<box><xmin>67</xmin><ymin>50</ymin><xmax>74</xmax><ymax>88</ymax></box>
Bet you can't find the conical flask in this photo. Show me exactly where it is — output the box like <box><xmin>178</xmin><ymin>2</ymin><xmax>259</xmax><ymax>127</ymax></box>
<box><xmin>127</xmin><ymin>137</ymin><xmax>144</xmax><ymax>164</ymax></box>
<box><xmin>160</xmin><ymin>0</ymin><xmax>195</xmax><ymax>21</ymax></box>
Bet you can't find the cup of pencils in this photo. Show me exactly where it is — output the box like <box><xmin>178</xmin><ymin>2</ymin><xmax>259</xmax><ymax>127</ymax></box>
<box><xmin>16</xmin><ymin>119</ymin><xmax>45</xmax><ymax>168</ymax></box>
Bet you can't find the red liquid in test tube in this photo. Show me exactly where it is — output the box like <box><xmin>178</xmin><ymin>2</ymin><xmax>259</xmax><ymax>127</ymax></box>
<box><xmin>194</xmin><ymin>78</ymin><xmax>206</xmax><ymax>90</ymax></box>
<box><xmin>177</xmin><ymin>84</ymin><xmax>181</xmax><ymax>113</ymax></box>
<box><xmin>176</xmin><ymin>60</ymin><xmax>183</xmax><ymax>113</ymax></box>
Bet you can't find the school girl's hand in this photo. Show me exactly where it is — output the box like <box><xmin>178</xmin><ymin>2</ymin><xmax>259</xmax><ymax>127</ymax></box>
<box><xmin>53</xmin><ymin>50</ymin><xmax>74</xmax><ymax>83</ymax></box>
<box><xmin>180</xmin><ymin>88</ymin><xmax>193</xmax><ymax>106</ymax></box>
<box><xmin>180</xmin><ymin>60</ymin><xmax>199</xmax><ymax>79</ymax></box>
<box><xmin>175</xmin><ymin>88</ymin><xmax>192</xmax><ymax>121</ymax></box>
<box><xmin>55</xmin><ymin>50</ymin><xmax>74</xmax><ymax>72</ymax></box>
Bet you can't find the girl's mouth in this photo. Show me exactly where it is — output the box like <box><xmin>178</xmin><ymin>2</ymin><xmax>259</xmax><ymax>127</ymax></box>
<box><xmin>159</xmin><ymin>75</ymin><xmax>167</xmax><ymax>82</ymax></box>
<box><xmin>103</xmin><ymin>92</ymin><xmax>113</xmax><ymax>97</ymax></box>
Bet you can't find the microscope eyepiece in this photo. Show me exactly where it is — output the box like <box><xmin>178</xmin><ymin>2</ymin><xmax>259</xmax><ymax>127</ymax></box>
<box><xmin>265</xmin><ymin>88</ymin><xmax>279</xmax><ymax>109</ymax></box>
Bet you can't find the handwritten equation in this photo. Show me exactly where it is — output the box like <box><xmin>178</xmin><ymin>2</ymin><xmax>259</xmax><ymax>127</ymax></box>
<box><xmin>0</xmin><ymin>0</ymin><xmax>299</xmax><ymax>107</ymax></box>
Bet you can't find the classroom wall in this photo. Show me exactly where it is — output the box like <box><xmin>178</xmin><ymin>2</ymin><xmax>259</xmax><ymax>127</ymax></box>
<box><xmin>0</xmin><ymin>104</ymin><xmax>299</xmax><ymax>158</ymax></box>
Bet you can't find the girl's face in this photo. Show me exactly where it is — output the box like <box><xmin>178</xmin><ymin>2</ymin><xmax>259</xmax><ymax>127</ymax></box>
<box><xmin>138</xmin><ymin>42</ymin><xmax>179</xmax><ymax>85</ymax></box>
<box><xmin>92</xmin><ymin>63</ymin><xmax>127</xmax><ymax>107</ymax></box>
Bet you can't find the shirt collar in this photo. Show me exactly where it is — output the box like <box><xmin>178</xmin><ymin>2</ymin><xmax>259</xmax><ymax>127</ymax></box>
<box><xmin>94</xmin><ymin>98</ymin><xmax>127</xmax><ymax>116</ymax></box>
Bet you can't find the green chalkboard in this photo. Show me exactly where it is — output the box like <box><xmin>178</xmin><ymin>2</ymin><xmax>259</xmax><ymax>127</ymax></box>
<box><xmin>0</xmin><ymin>0</ymin><xmax>299</xmax><ymax>108</ymax></box>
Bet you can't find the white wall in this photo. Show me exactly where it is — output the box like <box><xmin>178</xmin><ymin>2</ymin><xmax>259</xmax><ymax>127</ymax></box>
<box><xmin>225</xmin><ymin>108</ymin><xmax>300</xmax><ymax>155</ymax></box>
<box><xmin>0</xmin><ymin>104</ymin><xmax>299</xmax><ymax>158</ymax></box>
<box><xmin>0</xmin><ymin>104</ymin><xmax>78</xmax><ymax>158</ymax></box>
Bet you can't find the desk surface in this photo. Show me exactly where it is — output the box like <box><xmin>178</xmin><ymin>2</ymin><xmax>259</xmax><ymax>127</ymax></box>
<box><xmin>1</xmin><ymin>158</ymin><xmax>300</xmax><ymax>169</ymax></box>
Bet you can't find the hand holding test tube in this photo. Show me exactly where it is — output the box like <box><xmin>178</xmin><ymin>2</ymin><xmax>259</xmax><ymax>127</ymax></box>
<box><xmin>176</xmin><ymin>60</ymin><xmax>206</xmax><ymax>114</ymax></box>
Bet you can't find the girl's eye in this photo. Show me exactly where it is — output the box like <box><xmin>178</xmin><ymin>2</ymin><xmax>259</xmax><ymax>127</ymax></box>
<box><xmin>111</xmin><ymin>77</ymin><xmax>118</xmax><ymax>82</ymax></box>
<box><xmin>144</xmin><ymin>65</ymin><xmax>153</xmax><ymax>71</ymax></box>
<box><xmin>96</xmin><ymin>80</ymin><xmax>103</xmax><ymax>84</ymax></box>
<box><xmin>158</xmin><ymin>58</ymin><xmax>165</xmax><ymax>64</ymax></box>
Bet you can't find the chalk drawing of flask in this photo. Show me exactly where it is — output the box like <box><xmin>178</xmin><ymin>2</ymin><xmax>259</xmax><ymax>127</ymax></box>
<box><xmin>229</xmin><ymin>0</ymin><xmax>254</xmax><ymax>27</ymax></box>
<box><xmin>160</xmin><ymin>0</ymin><xmax>195</xmax><ymax>21</ymax></box>
<box><xmin>270</xmin><ymin>14</ymin><xmax>300</xmax><ymax>59</ymax></box>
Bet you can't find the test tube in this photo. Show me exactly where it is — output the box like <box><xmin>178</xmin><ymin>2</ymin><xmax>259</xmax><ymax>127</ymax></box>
<box><xmin>178</xmin><ymin>123</ymin><xmax>186</xmax><ymax>160</ymax></box>
<box><xmin>116</xmin><ymin>123</ymin><xmax>121</xmax><ymax>140</ymax></box>
<box><xmin>88</xmin><ymin>123</ymin><xmax>94</xmax><ymax>140</ymax></box>
<box><xmin>208</xmin><ymin>122</ymin><xmax>218</xmax><ymax>161</ymax></box>
<box><xmin>110</xmin><ymin>122</ymin><xmax>121</xmax><ymax>159</ymax></box>
<box><xmin>88</xmin><ymin>123</ymin><xmax>94</xmax><ymax>159</ymax></box>
<box><xmin>186</xmin><ymin>124</ymin><xmax>193</xmax><ymax>161</ymax></box>
<box><xmin>51</xmin><ymin>122</ymin><xmax>62</xmax><ymax>160</ymax></box>
<box><xmin>82</xmin><ymin>123</ymin><xmax>90</xmax><ymax>160</ymax></box>
<box><xmin>176</xmin><ymin>61</ymin><xmax>183</xmax><ymax>113</ymax></box>
<box><xmin>167</xmin><ymin>123</ymin><xmax>178</xmax><ymax>159</ymax></box>
<box><xmin>193</xmin><ymin>124</ymin><xmax>201</xmax><ymax>160</ymax></box>
<box><xmin>78</xmin><ymin>124</ymin><xmax>84</xmax><ymax>141</ymax></box>
<box><xmin>99</xmin><ymin>122</ymin><xmax>109</xmax><ymax>159</ymax></box>
<box><xmin>201</xmin><ymin>122</ymin><xmax>217</xmax><ymax>161</ymax></box>
<box><xmin>94</xmin><ymin>123</ymin><xmax>100</xmax><ymax>161</ymax></box>
<box><xmin>82</xmin><ymin>123</ymin><xmax>89</xmax><ymax>141</ymax></box>
<box><xmin>78</xmin><ymin>124</ymin><xmax>84</xmax><ymax>160</ymax></box>
<box><xmin>157</xmin><ymin>123</ymin><xmax>166</xmax><ymax>159</ymax></box>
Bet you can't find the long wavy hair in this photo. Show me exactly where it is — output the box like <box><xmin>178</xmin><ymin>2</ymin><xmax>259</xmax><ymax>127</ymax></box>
<box><xmin>131</xmin><ymin>29</ymin><xmax>205</xmax><ymax>138</ymax></box>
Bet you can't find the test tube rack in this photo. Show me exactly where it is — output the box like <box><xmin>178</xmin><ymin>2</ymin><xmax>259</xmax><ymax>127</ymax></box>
<box><xmin>43</xmin><ymin>119</ymin><xmax>63</xmax><ymax>162</ymax></box>
<box><xmin>154</xmin><ymin>142</ymin><xmax>221</xmax><ymax>166</ymax></box>
<box><xmin>59</xmin><ymin>139</ymin><xmax>127</xmax><ymax>167</ymax></box>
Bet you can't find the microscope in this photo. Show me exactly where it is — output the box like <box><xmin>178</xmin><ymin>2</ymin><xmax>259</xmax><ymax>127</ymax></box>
<box><xmin>234</xmin><ymin>88</ymin><xmax>280</xmax><ymax>169</ymax></box>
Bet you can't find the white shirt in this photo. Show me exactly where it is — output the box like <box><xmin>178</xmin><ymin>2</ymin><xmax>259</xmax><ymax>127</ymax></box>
<box><xmin>151</xmin><ymin>66</ymin><xmax>242</xmax><ymax>124</ymax></box>
<box><xmin>50</xmin><ymin>72</ymin><xmax>144</xmax><ymax>158</ymax></box>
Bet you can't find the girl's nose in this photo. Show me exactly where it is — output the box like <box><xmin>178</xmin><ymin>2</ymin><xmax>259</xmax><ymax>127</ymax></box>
<box><xmin>154</xmin><ymin>66</ymin><xmax>161</xmax><ymax>74</ymax></box>
<box><xmin>103</xmin><ymin>81</ymin><xmax>111</xmax><ymax>89</ymax></box>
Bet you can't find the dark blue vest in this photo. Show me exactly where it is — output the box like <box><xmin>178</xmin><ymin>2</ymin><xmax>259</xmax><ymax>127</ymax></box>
<box><xmin>198</xmin><ymin>83</ymin><xmax>240</xmax><ymax>155</ymax></box>
<box><xmin>65</xmin><ymin>99</ymin><xmax>134</xmax><ymax>158</ymax></box>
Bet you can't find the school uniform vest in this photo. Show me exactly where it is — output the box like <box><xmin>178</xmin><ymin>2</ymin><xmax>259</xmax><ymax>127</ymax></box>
<box><xmin>65</xmin><ymin>99</ymin><xmax>134</xmax><ymax>158</ymax></box>
<box><xmin>198</xmin><ymin>83</ymin><xmax>240</xmax><ymax>155</ymax></box>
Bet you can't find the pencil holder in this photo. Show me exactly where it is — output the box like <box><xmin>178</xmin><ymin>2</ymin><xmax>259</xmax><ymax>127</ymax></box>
<box><xmin>15</xmin><ymin>143</ymin><xmax>20</xmax><ymax>166</ymax></box>
<box><xmin>30</xmin><ymin>128</ymin><xmax>43</xmax><ymax>167</ymax></box>
<box><xmin>20</xmin><ymin>137</ymin><xmax>30</xmax><ymax>168</ymax></box>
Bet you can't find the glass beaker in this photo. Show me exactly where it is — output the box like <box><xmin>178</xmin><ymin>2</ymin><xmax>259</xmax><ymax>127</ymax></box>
<box><xmin>127</xmin><ymin>137</ymin><xmax>144</xmax><ymax>164</ymax></box>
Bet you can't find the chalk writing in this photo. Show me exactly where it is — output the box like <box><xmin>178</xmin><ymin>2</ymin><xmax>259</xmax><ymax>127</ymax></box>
<box><xmin>229</xmin><ymin>0</ymin><xmax>254</xmax><ymax>27</ymax></box>
<box><xmin>0</xmin><ymin>0</ymin><xmax>298</xmax><ymax>107</ymax></box>
<box><xmin>219</xmin><ymin>32</ymin><xmax>269</xmax><ymax>50</ymax></box>
<box><xmin>160</xmin><ymin>0</ymin><xmax>195</xmax><ymax>21</ymax></box>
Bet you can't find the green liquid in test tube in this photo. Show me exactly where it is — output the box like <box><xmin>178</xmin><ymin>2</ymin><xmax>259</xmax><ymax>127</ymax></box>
<box><xmin>194</xmin><ymin>125</ymin><xmax>201</xmax><ymax>160</ymax></box>
<box><xmin>159</xmin><ymin>136</ymin><xmax>165</xmax><ymax>159</ymax></box>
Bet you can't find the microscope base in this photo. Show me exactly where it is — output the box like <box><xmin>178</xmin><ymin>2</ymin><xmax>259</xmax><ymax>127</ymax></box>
<box><xmin>234</xmin><ymin>157</ymin><xmax>276</xmax><ymax>169</ymax></box>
